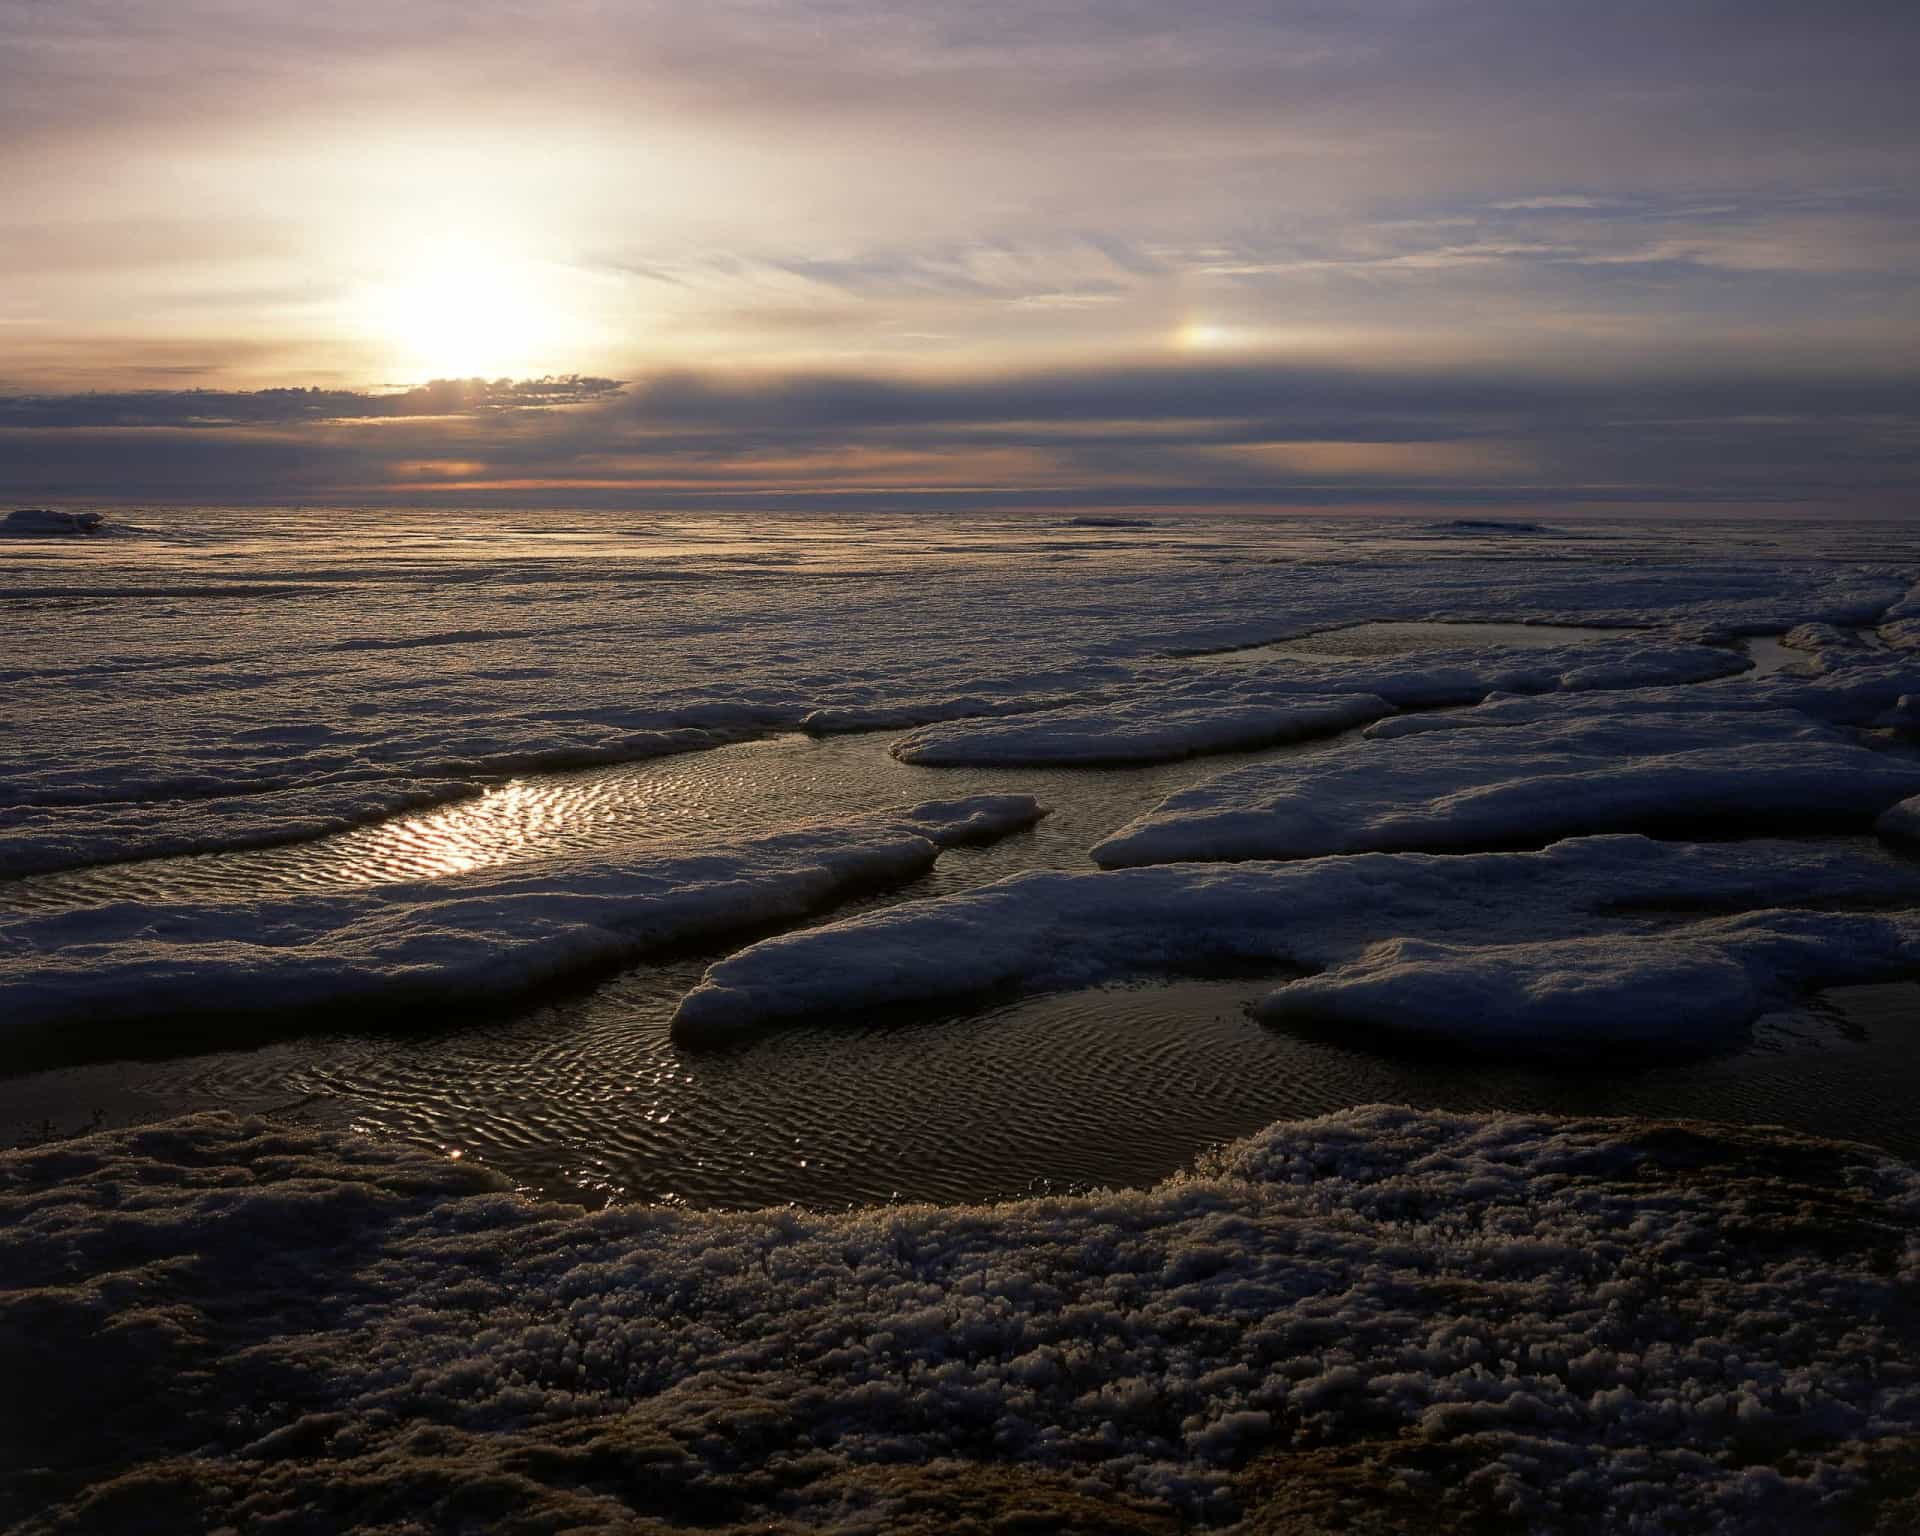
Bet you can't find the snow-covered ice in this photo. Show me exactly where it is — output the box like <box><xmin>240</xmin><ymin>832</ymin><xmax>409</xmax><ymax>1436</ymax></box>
<box><xmin>893</xmin><ymin>692</ymin><xmax>1394</xmax><ymax>766</ymax></box>
<box><xmin>5</xmin><ymin>1106</ymin><xmax>1918</xmax><ymax>1533</ymax></box>
<box><xmin>673</xmin><ymin>834</ymin><xmax>1920</xmax><ymax>1050</ymax></box>
<box><xmin>0</xmin><ymin>796</ymin><xmax>1042</xmax><ymax>1038</ymax></box>
<box><xmin>1254</xmin><ymin>915</ymin><xmax>1918</xmax><ymax>1052</ymax></box>
<box><xmin>892</xmin><ymin>637</ymin><xmax>1744</xmax><ymax>767</ymax></box>
<box><xmin>1094</xmin><ymin>697</ymin><xmax>1920</xmax><ymax>867</ymax></box>
<box><xmin>9</xmin><ymin>510</ymin><xmax>1920</xmax><ymax>1526</ymax></box>
<box><xmin>3</xmin><ymin>508</ymin><xmax>1912</xmax><ymax>876</ymax></box>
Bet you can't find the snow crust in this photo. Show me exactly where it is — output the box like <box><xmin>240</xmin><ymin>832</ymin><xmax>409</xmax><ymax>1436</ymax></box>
<box><xmin>673</xmin><ymin>834</ymin><xmax>1920</xmax><ymax>1050</ymax></box>
<box><xmin>889</xmin><ymin>638</ymin><xmax>1755</xmax><ymax>767</ymax></box>
<box><xmin>5</xmin><ymin>1106</ymin><xmax>1918</xmax><ymax>1533</ymax></box>
<box><xmin>0</xmin><ymin>796</ymin><xmax>1042</xmax><ymax>1037</ymax></box>
<box><xmin>2</xmin><ymin>510</ymin><xmax>1910</xmax><ymax>875</ymax></box>
<box><xmin>1095</xmin><ymin>698</ymin><xmax>1920</xmax><ymax>867</ymax></box>
<box><xmin>894</xmin><ymin>692</ymin><xmax>1394</xmax><ymax>765</ymax></box>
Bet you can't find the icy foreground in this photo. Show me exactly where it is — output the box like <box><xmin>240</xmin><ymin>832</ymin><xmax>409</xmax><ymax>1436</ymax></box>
<box><xmin>674</xmin><ymin>836</ymin><xmax>1920</xmax><ymax>1050</ymax></box>
<box><xmin>4</xmin><ymin>1108</ymin><xmax>1919</xmax><ymax>1534</ymax></box>
<box><xmin>0</xmin><ymin>797</ymin><xmax>1041</xmax><ymax>1037</ymax></box>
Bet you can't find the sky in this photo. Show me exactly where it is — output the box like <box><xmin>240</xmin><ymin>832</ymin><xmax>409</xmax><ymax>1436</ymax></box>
<box><xmin>2</xmin><ymin>0</ymin><xmax>1916</xmax><ymax>512</ymax></box>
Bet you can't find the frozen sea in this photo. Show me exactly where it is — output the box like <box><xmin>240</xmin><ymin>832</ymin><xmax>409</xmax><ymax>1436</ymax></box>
<box><xmin>7</xmin><ymin>506</ymin><xmax>1920</xmax><ymax>1208</ymax></box>
<box><xmin>13</xmin><ymin>505</ymin><xmax>1920</xmax><ymax>1533</ymax></box>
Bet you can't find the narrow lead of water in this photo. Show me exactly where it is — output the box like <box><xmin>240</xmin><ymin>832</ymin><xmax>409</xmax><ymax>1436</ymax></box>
<box><xmin>2</xmin><ymin>726</ymin><xmax>1348</xmax><ymax>913</ymax></box>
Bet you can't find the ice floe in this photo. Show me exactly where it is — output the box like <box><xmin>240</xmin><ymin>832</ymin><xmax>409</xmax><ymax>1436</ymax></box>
<box><xmin>0</xmin><ymin>796</ymin><xmax>1042</xmax><ymax>1038</ymax></box>
<box><xmin>5</xmin><ymin>1106</ymin><xmax>1918</xmax><ymax>1533</ymax></box>
<box><xmin>1093</xmin><ymin>701</ymin><xmax>1920</xmax><ymax>867</ymax></box>
<box><xmin>672</xmin><ymin>834</ymin><xmax>1920</xmax><ymax>1050</ymax></box>
<box><xmin>894</xmin><ymin>692</ymin><xmax>1394</xmax><ymax>766</ymax></box>
<box><xmin>1253</xmin><ymin>914</ymin><xmax>1919</xmax><ymax>1052</ymax></box>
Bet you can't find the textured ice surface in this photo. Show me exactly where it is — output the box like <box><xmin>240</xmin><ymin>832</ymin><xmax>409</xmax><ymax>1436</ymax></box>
<box><xmin>5</xmin><ymin>1107</ymin><xmax>1919</xmax><ymax>1534</ymax></box>
<box><xmin>890</xmin><ymin>638</ymin><xmax>1747</xmax><ymax>767</ymax></box>
<box><xmin>893</xmin><ymin>692</ymin><xmax>1395</xmax><ymax>766</ymax></box>
<box><xmin>1094</xmin><ymin>699</ymin><xmax>1920</xmax><ymax>866</ymax></box>
<box><xmin>0</xmin><ymin>796</ymin><xmax>1042</xmax><ymax>1037</ymax></box>
<box><xmin>673</xmin><ymin>835</ymin><xmax>1920</xmax><ymax>1049</ymax></box>
<box><xmin>2</xmin><ymin>509</ymin><xmax>1911</xmax><ymax>876</ymax></box>
<box><xmin>1254</xmin><ymin>917</ymin><xmax>1912</xmax><ymax>1051</ymax></box>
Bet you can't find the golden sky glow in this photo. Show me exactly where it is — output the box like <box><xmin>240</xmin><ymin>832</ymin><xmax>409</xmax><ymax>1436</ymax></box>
<box><xmin>1</xmin><ymin>2</ymin><xmax>1916</xmax><ymax>511</ymax></box>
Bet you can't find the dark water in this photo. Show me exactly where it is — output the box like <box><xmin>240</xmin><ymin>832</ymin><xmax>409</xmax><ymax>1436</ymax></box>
<box><xmin>2</xmin><ymin>728</ymin><xmax>1341</xmax><ymax>910</ymax></box>
<box><xmin>6</xmin><ymin>965</ymin><xmax>1918</xmax><ymax>1211</ymax></box>
<box><xmin>6</xmin><ymin>633</ymin><xmax>1918</xmax><ymax>1208</ymax></box>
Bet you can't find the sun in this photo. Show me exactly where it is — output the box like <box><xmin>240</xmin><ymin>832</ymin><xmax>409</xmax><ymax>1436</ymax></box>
<box><xmin>357</xmin><ymin>239</ymin><xmax>580</xmax><ymax>381</ymax></box>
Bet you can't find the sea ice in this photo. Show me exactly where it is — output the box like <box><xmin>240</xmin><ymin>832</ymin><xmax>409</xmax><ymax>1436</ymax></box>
<box><xmin>1093</xmin><ymin>701</ymin><xmax>1920</xmax><ymax>867</ymax></box>
<box><xmin>893</xmin><ymin>692</ymin><xmax>1393</xmax><ymax>765</ymax></box>
<box><xmin>3</xmin><ymin>510</ymin><xmax>1909</xmax><ymax>874</ymax></box>
<box><xmin>672</xmin><ymin>834</ymin><xmax>1920</xmax><ymax>1050</ymax></box>
<box><xmin>1253</xmin><ymin>914</ymin><xmax>1916</xmax><ymax>1052</ymax></box>
<box><xmin>890</xmin><ymin>638</ymin><xmax>1743</xmax><ymax>767</ymax></box>
<box><xmin>0</xmin><ymin>796</ymin><xmax>1043</xmax><ymax>1038</ymax></box>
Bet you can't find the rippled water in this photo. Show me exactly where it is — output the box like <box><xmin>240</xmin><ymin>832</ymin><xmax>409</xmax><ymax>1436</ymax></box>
<box><xmin>7</xmin><ymin>965</ymin><xmax>1919</xmax><ymax>1211</ymax></box>
<box><xmin>3</xmin><ymin>727</ymin><xmax>1339</xmax><ymax>911</ymax></box>
<box><xmin>7</xmin><ymin>623</ymin><xmax>1920</xmax><ymax>1209</ymax></box>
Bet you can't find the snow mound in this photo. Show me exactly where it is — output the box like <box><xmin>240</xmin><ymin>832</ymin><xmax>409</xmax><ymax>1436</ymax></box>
<box><xmin>1257</xmin><ymin>932</ymin><xmax>1767</xmax><ymax>1052</ymax></box>
<box><xmin>0</xmin><ymin>796</ymin><xmax>1043</xmax><ymax>1037</ymax></box>
<box><xmin>1094</xmin><ymin>701</ymin><xmax>1920</xmax><ymax>867</ymax></box>
<box><xmin>671</xmin><ymin>834</ymin><xmax>1920</xmax><ymax>1049</ymax></box>
<box><xmin>6</xmin><ymin>1107</ymin><xmax>1919</xmax><ymax>1533</ymax></box>
<box><xmin>893</xmin><ymin>692</ymin><xmax>1392</xmax><ymax>766</ymax></box>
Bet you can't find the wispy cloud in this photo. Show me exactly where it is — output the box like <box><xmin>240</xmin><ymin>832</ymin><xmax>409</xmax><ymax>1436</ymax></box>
<box><xmin>1</xmin><ymin>0</ymin><xmax>1915</xmax><ymax>503</ymax></box>
<box><xmin>0</xmin><ymin>376</ymin><xmax>622</xmax><ymax>429</ymax></box>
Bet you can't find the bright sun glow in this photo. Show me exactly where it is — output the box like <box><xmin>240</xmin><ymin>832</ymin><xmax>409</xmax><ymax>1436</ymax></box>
<box><xmin>1176</xmin><ymin>320</ymin><xmax>1246</xmax><ymax>352</ymax></box>
<box><xmin>356</xmin><ymin>239</ymin><xmax>586</xmax><ymax>381</ymax></box>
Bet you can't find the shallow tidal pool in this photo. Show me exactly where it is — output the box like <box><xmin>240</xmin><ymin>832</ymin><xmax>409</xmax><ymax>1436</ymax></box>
<box><xmin>8</xmin><ymin>719</ymin><xmax>1920</xmax><ymax>1210</ymax></box>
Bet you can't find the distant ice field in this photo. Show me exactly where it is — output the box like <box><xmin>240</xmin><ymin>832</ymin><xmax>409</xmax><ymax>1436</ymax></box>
<box><xmin>7</xmin><ymin>506</ymin><xmax>1920</xmax><ymax>1208</ymax></box>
